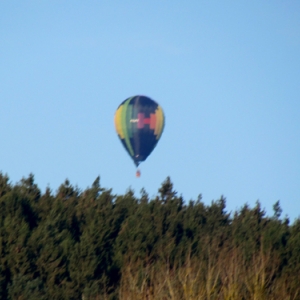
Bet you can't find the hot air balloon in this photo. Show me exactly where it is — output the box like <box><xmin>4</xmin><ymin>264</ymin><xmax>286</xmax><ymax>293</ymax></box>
<box><xmin>114</xmin><ymin>95</ymin><xmax>165</xmax><ymax>176</ymax></box>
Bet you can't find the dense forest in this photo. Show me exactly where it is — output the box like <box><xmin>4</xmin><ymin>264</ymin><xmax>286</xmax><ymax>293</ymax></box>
<box><xmin>0</xmin><ymin>173</ymin><xmax>299</xmax><ymax>300</ymax></box>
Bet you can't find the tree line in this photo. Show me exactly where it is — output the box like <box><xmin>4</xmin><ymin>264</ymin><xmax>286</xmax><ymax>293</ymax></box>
<box><xmin>0</xmin><ymin>173</ymin><xmax>299</xmax><ymax>299</ymax></box>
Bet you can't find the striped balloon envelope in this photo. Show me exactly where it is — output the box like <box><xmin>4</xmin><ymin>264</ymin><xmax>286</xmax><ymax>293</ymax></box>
<box><xmin>114</xmin><ymin>95</ymin><xmax>165</xmax><ymax>170</ymax></box>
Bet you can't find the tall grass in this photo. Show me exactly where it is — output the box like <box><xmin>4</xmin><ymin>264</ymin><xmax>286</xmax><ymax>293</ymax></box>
<box><xmin>113</xmin><ymin>244</ymin><xmax>299</xmax><ymax>300</ymax></box>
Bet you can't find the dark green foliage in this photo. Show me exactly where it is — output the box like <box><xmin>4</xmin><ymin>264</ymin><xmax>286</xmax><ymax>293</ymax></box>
<box><xmin>0</xmin><ymin>172</ymin><xmax>299</xmax><ymax>299</ymax></box>
<box><xmin>8</xmin><ymin>274</ymin><xmax>46</xmax><ymax>300</ymax></box>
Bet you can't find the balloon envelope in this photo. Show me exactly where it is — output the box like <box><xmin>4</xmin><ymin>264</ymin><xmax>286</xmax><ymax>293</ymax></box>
<box><xmin>114</xmin><ymin>95</ymin><xmax>165</xmax><ymax>166</ymax></box>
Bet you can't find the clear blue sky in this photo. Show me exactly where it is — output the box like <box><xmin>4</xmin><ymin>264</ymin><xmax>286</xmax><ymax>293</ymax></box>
<box><xmin>1</xmin><ymin>1</ymin><xmax>299</xmax><ymax>221</ymax></box>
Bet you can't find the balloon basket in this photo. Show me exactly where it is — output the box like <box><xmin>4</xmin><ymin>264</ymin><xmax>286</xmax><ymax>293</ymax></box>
<box><xmin>136</xmin><ymin>169</ymin><xmax>141</xmax><ymax>177</ymax></box>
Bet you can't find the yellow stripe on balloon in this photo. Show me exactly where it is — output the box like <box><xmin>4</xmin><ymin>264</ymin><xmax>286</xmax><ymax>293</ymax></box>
<box><xmin>154</xmin><ymin>106</ymin><xmax>164</xmax><ymax>139</ymax></box>
<box><xmin>154</xmin><ymin>107</ymin><xmax>160</xmax><ymax>137</ymax></box>
<box><xmin>158</xmin><ymin>106</ymin><xmax>165</xmax><ymax>139</ymax></box>
<box><xmin>114</xmin><ymin>105</ymin><xmax>124</xmax><ymax>139</ymax></box>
